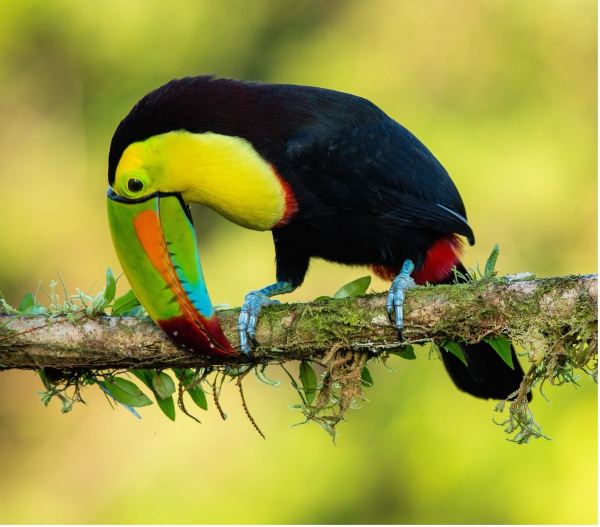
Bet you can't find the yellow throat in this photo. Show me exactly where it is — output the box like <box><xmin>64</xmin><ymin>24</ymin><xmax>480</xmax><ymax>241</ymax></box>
<box><xmin>116</xmin><ymin>131</ymin><xmax>295</xmax><ymax>230</ymax></box>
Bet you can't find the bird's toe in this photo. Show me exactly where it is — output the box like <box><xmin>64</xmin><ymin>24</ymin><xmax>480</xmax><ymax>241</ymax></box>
<box><xmin>386</xmin><ymin>285</ymin><xmax>397</xmax><ymax>323</ymax></box>
<box><xmin>386</xmin><ymin>259</ymin><xmax>416</xmax><ymax>340</ymax></box>
<box><xmin>237</xmin><ymin>291</ymin><xmax>276</xmax><ymax>354</ymax></box>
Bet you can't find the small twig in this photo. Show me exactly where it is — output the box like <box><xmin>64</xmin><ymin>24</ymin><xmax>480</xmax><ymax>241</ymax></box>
<box><xmin>177</xmin><ymin>381</ymin><xmax>201</xmax><ymax>424</ymax></box>
<box><xmin>212</xmin><ymin>373</ymin><xmax>227</xmax><ymax>421</ymax></box>
<box><xmin>280</xmin><ymin>363</ymin><xmax>308</xmax><ymax>406</ymax></box>
<box><xmin>237</xmin><ymin>372</ymin><xmax>266</xmax><ymax>439</ymax></box>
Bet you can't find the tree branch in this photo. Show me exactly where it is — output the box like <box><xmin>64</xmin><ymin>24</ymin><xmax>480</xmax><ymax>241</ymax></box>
<box><xmin>0</xmin><ymin>274</ymin><xmax>596</xmax><ymax>370</ymax></box>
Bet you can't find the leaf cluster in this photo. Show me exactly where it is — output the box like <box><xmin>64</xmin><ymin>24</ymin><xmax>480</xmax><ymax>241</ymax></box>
<box><xmin>5</xmin><ymin>243</ymin><xmax>594</xmax><ymax>443</ymax></box>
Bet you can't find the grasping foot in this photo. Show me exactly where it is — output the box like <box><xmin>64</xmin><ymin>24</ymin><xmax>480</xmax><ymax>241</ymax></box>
<box><xmin>237</xmin><ymin>281</ymin><xmax>294</xmax><ymax>355</ymax></box>
<box><xmin>386</xmin><ymin>259</ymin><xmax>416</xmax><ymax>339</ymax></box>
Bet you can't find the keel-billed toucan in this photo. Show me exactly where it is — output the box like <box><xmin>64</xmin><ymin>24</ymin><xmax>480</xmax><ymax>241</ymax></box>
<box><xmin>107</xmin><ymin>76</ymin><xmax>526</xmax><ymax>400</ymax></box>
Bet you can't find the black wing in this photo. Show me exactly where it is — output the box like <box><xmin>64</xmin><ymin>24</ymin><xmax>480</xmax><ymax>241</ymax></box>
<box><xmin>285</xmin><ymin>106</ymin><xmax>475</xmax><ymax>245</ymax></box>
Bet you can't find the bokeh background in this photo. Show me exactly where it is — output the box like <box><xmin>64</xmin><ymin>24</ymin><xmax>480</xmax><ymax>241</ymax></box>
<box><xmin>0</xmin><ymin>0</ymin><xmax>597</xmax><ymax>523</ymax></box>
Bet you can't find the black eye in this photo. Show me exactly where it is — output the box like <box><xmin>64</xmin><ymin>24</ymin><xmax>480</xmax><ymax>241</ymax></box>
<box><xmin>127</xmin><ymin>178</ymin><xmax>144</xmax><ymax>193</ymax></box>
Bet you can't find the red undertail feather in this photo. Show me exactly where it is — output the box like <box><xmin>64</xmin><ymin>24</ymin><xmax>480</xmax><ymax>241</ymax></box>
<box><xmin>371</xmin><ymin>235</ymin><xmax>463</xmax><ymax>285</ymax></box>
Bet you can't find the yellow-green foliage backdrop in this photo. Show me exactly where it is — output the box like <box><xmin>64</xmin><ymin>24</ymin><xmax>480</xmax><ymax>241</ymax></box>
<box><xmin>0</xmin><ymin>0</ymin><xmax>596</xmax><ymax>523</ymax></box>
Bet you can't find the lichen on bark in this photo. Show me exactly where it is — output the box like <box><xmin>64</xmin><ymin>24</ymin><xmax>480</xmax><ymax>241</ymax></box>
<box><xmin>0</xmin><ymin>273</ymin><xmax>596</xmax><ymax>442</ymax></box>
<box><xmin>1</xmin><ymin>274</ymin><xmax>596</xmax><ymax>372</ymax></box>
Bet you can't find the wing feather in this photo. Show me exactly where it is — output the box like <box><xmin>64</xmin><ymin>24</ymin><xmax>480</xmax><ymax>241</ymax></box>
<box><xmin>287</xmin><ymin>115</ymin><xmax>475</xmax><ymax>244</ymax></box>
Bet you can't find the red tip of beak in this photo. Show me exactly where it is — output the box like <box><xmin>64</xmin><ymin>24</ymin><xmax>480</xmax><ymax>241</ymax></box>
<box><xmin>158</xmin><ymin>315</ymin><xmax>237</xmax><ymax>357</ymax></box>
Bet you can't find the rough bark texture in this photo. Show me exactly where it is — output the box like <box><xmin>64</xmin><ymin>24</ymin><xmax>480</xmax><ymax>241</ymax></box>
<box><xmin>0</xmin><ymin>274</ymin><xmax>596</xmax><ymax>370</ymax></box>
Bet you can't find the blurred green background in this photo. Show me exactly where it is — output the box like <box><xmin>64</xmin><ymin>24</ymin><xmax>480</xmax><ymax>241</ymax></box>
<box><xmin>0</xmin><ymin>0</ymin><xmax>597</xmax><ymax>523</ymax></box>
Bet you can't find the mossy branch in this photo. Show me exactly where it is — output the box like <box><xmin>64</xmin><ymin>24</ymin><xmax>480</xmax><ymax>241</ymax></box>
<box><xmin>0</xmin><ymin>274</ymin><xmax>596</xmax><ymax>371</ymax></box>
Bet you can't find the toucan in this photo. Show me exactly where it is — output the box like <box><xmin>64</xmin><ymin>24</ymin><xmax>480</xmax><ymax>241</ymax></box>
<box><xmin>107</xmin><ymin>76</ymin><xmax>526</xmax><ymax>400</ymax></box>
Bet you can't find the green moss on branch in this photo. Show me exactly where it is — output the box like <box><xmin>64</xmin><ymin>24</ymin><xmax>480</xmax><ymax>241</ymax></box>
<box><xmin>0</xmin><ymin>274</ymin><xmax>596</xmax><ymax>373</ymax></box>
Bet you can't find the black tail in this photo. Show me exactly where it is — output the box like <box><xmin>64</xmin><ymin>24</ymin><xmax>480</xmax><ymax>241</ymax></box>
<box><xmin>437</xmin><ymin>263</ymin><xmax>530</xmax><ymax>400</ymax></box>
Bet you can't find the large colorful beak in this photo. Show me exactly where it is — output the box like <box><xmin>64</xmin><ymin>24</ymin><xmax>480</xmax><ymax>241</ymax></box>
<box><xmin>107</xmin><ymin>188</ymin><xmax>236</xmax><ymax>357</ymax></box>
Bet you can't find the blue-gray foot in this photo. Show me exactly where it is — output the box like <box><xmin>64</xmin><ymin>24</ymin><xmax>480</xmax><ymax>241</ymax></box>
<box><xmin>237</xmin><ymin>281</ymin><xmax>294</xmax><ymax>355</ymax></box>
<box><xmin>386</xmin><ymin>259</ymin><xmax>416</xmax><ymax>339</ymax></box>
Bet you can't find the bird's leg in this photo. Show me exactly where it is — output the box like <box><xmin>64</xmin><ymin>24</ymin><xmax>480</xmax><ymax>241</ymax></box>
<box><xmin>386</xmin><ymin>259</ymin><xmax>416</xmax><ymax>339</ymax></box>
<box><xmin>237</xmin><ymin>280</ymin><xmax>295</xmax><ymax>355</ymax></box>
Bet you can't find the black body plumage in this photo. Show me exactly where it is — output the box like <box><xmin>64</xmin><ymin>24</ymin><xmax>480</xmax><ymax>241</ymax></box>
<box><xmin>109</xmin><ymin>76</ymin><xmax>526</xmax><ymax>400</ymax></box>
<box><xmin>109</xmin><ymin>77</ymin><xmax>474</xmax><ymax>282</ymax></box>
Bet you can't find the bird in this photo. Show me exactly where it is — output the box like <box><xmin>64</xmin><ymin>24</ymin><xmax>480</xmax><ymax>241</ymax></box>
<box><xmin>107</xmin><ymin>75</ymin><xmax>527</xmax><ymax>400</ymax></box>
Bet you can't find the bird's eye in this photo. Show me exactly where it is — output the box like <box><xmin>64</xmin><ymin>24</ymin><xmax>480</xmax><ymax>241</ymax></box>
<box><xmin>127</xmin><ymin>178</ymin><xmax>144</xmax><ymax>193</ymax></box>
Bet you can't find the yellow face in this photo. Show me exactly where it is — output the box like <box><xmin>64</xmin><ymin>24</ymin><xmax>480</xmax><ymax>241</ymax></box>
<box><xmin>112</xmin><ymin>131</ymin><xmax>295</xmax><ymax>231</ymax></box>
<box><xmin>113</xmin><ymin>138</ymin><xmax>168</xmax><ymax>200</ymax></box>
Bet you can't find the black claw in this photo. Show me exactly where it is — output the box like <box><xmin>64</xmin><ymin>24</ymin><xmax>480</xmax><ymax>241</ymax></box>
<box><xmin>396</xmin><ymin>328</ymin><xmax>404</xmax><ymax>341</ymax></box>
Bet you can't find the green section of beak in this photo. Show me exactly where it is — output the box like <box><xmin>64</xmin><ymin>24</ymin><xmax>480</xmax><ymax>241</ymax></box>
<box><xmin>107</xmin><ymin>190</ymin><xmax>181</xmax><ymax>321</ymax></box>
<box><xmin>106</xmin><ymin>189</ymin><xmax>214</xmax><ymax>322</ymax></box>
<box><xmin>155</xmin><ymin>196</ymin><xmax>215</xmax><ymax>318</ymax></box>
<box><xmin>107</xmin><ymin>188</ymin><xmax>234</xmax><ymax>356</ymax></box>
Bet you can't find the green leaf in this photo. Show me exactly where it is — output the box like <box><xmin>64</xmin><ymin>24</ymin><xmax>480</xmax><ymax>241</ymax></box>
<box><xmin>299</xmin><ymin>361</ymin><xmax>318</xmax><ymax>405</ymax></box>
<box><xmin>484</xmin><ymin>244</ymin><xmax>500</xmax><ymax>278</ymax></box>
<box><xmin>222</xmin><ymin>365</ymin><xmax>252</xmax><ymax>377</ymax></box>
<box><xmin>18</xmin><ymin>292</ymin><xmax>35</xmax><ymax>312</ymax></box>
<box><xmin>21</xmin><ymin>304</ymin><xmax>47</xmax><ymax>315</ymax></box>
<box><xmin>173</xmin><ymin>368</ymin><xmax>208</xmax><ymax>410</ymax></box>
<box><xmin>484</xmin><ymin>336</ymin><xmax>514</xmax><ymax>370</ymax></box>
<box><xmin>313</xmin><ymin>295</ymin><xmax>331</xmax><ymax>302</ymax></box>
<box><xmin>131</xmin><ymin>369</ymin><xmax>153</xmax><ymax>388</ymax></box>
<box><xmin>188</xmin><ymin>385</ymin><xmax>208</xmax><ymax>410</ymax></box>
<box><xmin>112</xmin><ymin>289</ymin><xmax>141</xmax><ymax>316</ymax></box>
<box><xmin>133</xmin><ymin>370</ymin><xmax>177</xmax><ymax>420</ymax></box>
<box><xmin>391</xmin><ymin>344</ymin><xmax>416</xmax><ymax>360</ymax></box>
<box><xmin>60</xmin><ymin>397</ymin><xmax>74</xmax><ymax>414</ymax></box>
<box><xmin>155</xmin><ymin>395</ymin><xmax>176</xmax><ymax>421</ymax></box>
<box><xmin>38</xmin><ymin>390</ymin><xmax>53</xmax><ymax>407</ymax></box>
<box><xmin>18</xmin><ymin>292</ymin><xmax>46</xmax><ymax>315</ymax></box>
<box><xmin>172</xmin><ymin>368</ymin><xmax>186</xmax><ymax>380</ymax></box>
<box><xmin>280</xmin><ymin>364</ymin><xmax>308</xmax><ymax>406</ymax></box>
<box><xmin>333</xmin><ymin>276</ymin><xmax>371</xmax><ymax>299</ymax></box>
<box><xmin>443</xmin><ymin>342</ymin><xmax>468</xmax><ymax>367</ymax></box>
<box><xmin>151</xmin><ymin>371</ymin><xmax>176</xmax><ymax>399</ymax></box>
<box><xmin>103</xmin><ymin>268</ymin><xmax>117</xmax><ymax>304</ymax></box>
<box><xmin>361</xmin><ymin>366</ymin><xmax>373</xmax><ymax>387</ymax></box>
<box><xmin>100</xmin><ymin>377</ymin><xmax>153</xmax><ymax>407</ymax></box>
<box><xmin>254</xmin><ymin>365</ymin><xmax>281</xmax><ymax>387</ymax></box>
